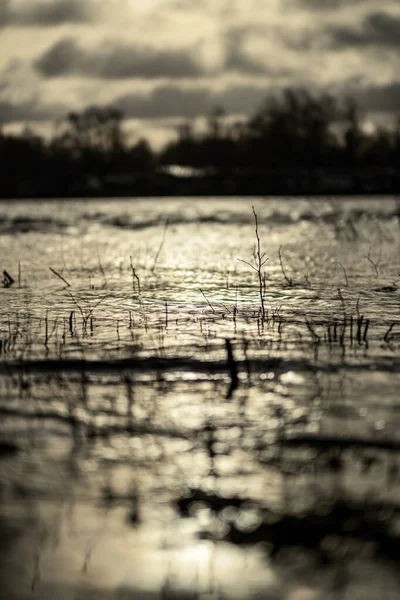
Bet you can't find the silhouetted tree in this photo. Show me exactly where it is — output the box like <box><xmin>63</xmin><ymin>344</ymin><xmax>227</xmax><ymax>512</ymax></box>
<box><xmin>0</xmin><ymin>127</ymin><xmax>48</xmax><ymax>195</ymax></box>
<box><xmin>1</xmin><ymin>89</ymin><xmax>399</xmax><ymax>197</ymax></box>
<box><xmin>245</xmin><ymin>88</ymin><xmax>339</xmax><ymax>168</ymax></box>
<box><xmin>393</xmin><ymin>116</ymin><xmax>400</xmax><ymax>167</ymax></box>
<box><xmin>128</xmin><ymin>139</ymin><xmax>154</xmax><ymax>172</ymax></box>
<box><xmin>51</xmin><ymin>106</ymin><xmax>126</xmax><ymax>179</ymax></box>
<box><xmin>58</xmin><ymin>106</ymin><xmax>125</xmax><ymax>156</ymax></box>
<box><xmin>207</xmin><ymin>106</ymin><xmax>225</xmax><ymax>140</ymax></box>
<box><xmin>341</xmin><ymin>97</ymin><xmax>363</xmax><ymax>167</ymax></box>
<box><xmin>159</xmin><ymin>120</ymin><xmax>200</xmax><ymax>166</ymax></box>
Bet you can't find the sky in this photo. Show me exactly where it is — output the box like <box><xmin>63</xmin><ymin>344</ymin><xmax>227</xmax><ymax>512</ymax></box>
<box><xmin>0</xmin><ymin>0</ymin><xmax>399</xmax><ymax>147</ymax></box>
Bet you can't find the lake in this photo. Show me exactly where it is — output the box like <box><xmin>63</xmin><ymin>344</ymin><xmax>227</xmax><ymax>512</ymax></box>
<box><xmin>0</xmin><ymin>196</ymin><xmax>399</xmax><ymax>599</ymax></box>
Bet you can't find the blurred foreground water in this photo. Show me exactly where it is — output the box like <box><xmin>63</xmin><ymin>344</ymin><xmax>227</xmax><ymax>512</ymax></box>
<box><xmin>0</xmin><ymin>196</ymin><xmax>399</xmax><ymax>599</ymax></box>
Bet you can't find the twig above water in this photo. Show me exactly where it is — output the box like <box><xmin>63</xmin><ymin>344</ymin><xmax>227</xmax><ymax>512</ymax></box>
<box><xmin>49</xmin><ymin>267</ymin><xmax>70</xmax><ymax>287</ymax></box>
<box><xmin>199</xmin><ymin>288</ymin><xmax>216</xmax><ymax>313</ymax></box>
<box><xmin>238</xmin><ymin>206</ymin><xmax>269</xmax><ymax>322</ymax></box>
<box><xmin>151</xmin><ymin>218</ymin><xmax>169</xmax><ymax>273</ymax></box>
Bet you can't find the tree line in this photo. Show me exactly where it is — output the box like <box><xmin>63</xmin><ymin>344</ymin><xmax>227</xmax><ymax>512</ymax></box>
<box><xmin>1</xmin><ymin>88</ymin><xmax>399</xmax><ymax>197</ymax></box>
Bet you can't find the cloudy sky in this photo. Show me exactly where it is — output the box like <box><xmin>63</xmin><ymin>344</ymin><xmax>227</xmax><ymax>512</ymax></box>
<box><xmin>1</xmin><ymin>0</ymin><xmax>399</xmax><ymax>146</ymax></box>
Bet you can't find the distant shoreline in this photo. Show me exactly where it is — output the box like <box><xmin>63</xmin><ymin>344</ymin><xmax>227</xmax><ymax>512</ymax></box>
<box><xmin>0</xmin><ymin>192</ymin><xmax>398</xmax><ymax>201</ymax></box>
<box><xmin>1</xmin><ymin>168</ymin><xmax>399</xmax><ymax>199</ymax></box>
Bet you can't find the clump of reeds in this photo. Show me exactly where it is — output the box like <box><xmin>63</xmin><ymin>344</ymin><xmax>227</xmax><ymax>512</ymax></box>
<box><xmin>305</xmin><ymin>307</ymin><xmax>370</xmax><ymax>351</ymax></box>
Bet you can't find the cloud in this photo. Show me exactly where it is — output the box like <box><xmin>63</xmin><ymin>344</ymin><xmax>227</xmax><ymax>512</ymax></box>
<box><xmin>1</xmin><ymin>79</ymin><xmax>399</xmax><ymax>128</ymax></box>
<box><xmin>113</xmin><ymin>80</ymin><xmax>400</xmax><ymax>122</ymax></box>
<box><xmin>0</xmin><ymin>81</ymin><xmax>267</xmax><ymax>125</ymax></box>
<box><xmin>325</xmin><ymin>11</ymin><xmax>400</xmax><ymax>49</ymax></box>
<box><xmin>0</xmin><ymin>0</ymin><xmax>11</xmax><ymax>27</ymax></box>
<box><xmin>0</xmin><ymin>59</ymin><xmax>67</xmax><ymax>124</ymax></box>
<box><xmin>0</xmin><ymin>98</ymin><xmax>66</xmax><ymax>124</ymax></box>
<box><xmin>1</xmin><ymin>0</ymin><xmax>94</xmax><ymax>27</ymax></box>
<box><xmin>354</xmin><ymin>81</ymin><xmax>400</xmax><ymax>113</ymax></box>
<box><xmin>0</xmin><ymin>100</ymin><xmax>26</xmax><ymax>124</ymax></box>
<box><xmin>35</xmin><ymin>31</ymin><xmax>294</xmax><ymax>81</ymax></box>
<box><xmin>2</xmin><ymin>1</ymin><xmax>400</xmax><ymax>131</ymax></box>
<box><xmin>35</xmin><ymin>38</ymin><xmax>82</xmax><ymax>77</ymax></box>
<box><xmin>35</xmin><ymin>37</ymin><xmax>208</xmax><ymax>79</ymax></box>
<box><xmin>293</xmin><ymin>0</ymin><xmax>369</xmax><ymax>10</ymax></box>
<box><xmin>116</xmin><ymin>87</ymin><xmax>210</xmax><ymax>119</ymax></box>
<box><xmin>114</xmin><ymin>84</ymin><xmax>270</xmax><ymax>119</ymax></box>
<box><xmin>0</xmin><ymin>84</ymin><xmax>230</xmax><ymax>125</ymax></box>
<box><xmin>224</xmin><ymin>27</ymin><xmax>291</xmax><ymax>76</ymax></box>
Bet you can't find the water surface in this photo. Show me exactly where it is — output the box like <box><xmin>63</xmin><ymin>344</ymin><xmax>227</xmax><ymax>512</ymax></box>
<box><xmin>0</xmin><ymin>196</ymin><xmax>399</xmax><ymax>599</ymax></box>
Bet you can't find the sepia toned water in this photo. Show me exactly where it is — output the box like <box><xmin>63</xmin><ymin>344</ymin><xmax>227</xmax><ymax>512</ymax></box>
<box><xmin>0</xmin><ymin>196</ymin><xmax>399</xmax><ymax>599</ymax></box>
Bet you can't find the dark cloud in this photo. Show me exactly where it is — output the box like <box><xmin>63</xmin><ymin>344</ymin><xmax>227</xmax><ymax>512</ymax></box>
<box><xmin>35</xmin><ymin>38</ymin><xmax>82</xmax><ymax>77</ymax></box>
<box><xmin>1</xmin><ymin>0</ymin><xmax>94</xmax><ymax>27</ymax></box>
<box><xmin>0</xmin><ymin>83</ymin><xmax>267</xmax><ymax>125</ymax></box>
<box><xmin>226</xmin><ymin>47</ymin><xmax>268</xmax><ymax>76</ymax></box>
<box><xmin>325</xmin><ymin>11</ymin><xmax>400</xmax><ymax>49</ymax></box>
<box><xmin>0</xmin><ymin>99</ymin><xmax>42</xmax><ymax>124</ymax></box>
<box><xmin>0</xmin><ymin>0</ymin><xmax>11</xmax><ymax>27</ymax></box>
<box><xmin>115</xmin><ymin>84</ymin><xmax>269</xmax><ymax>119</ymax></box>
<box><xmin>0</xmin><ymin>98</ymin><xmax>66</xmax><ymax>125</ymax></box>
<box><xmin>114</xmin><ymin>80</ymin><xmax>400</xmax><ymax>122</ymax></box>
<box><xmin>35</xmin><ymin>31</ymin><xmax>291</xmax><ymax>81</ymax></box>
<box><xmin>216</xmin><ymin>85</ymin><xmax>272</xmax><ymax>114</ymax></box>
<box><xmin>355</xmin><ymin>82</ymin><xmax>400</xmax><ymax>113</ymax></box>
<box><xmin>292</xmin><ymin>0</ymin><xmax>368</xmax><ymax>10</ymax></box>
<box><xmin>1</xmin><ymin>81</ymin><xmax>399</xmax><ymax>127</ymax></box>
<box><xmin>116</xmin><ymin>87</ymin><xmax>210</xmax><ymax>119</ymax></box>
<box><xmin>35</xmin><ymin>38</ymin><xmax>206</xmax><ymax>79</ymax></box>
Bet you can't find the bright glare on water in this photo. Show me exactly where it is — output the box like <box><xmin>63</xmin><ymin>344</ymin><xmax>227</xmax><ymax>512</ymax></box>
<box><xmin>0</xmin><ymin>196</ymin><xmax>399</xmax><ymax>599</ymax></box>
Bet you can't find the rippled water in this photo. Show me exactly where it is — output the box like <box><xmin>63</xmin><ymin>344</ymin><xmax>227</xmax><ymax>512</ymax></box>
<box><xmin>0</xmin><ymin>196</ymin><xmax>399</xmax><ymax>599</ymax></box>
